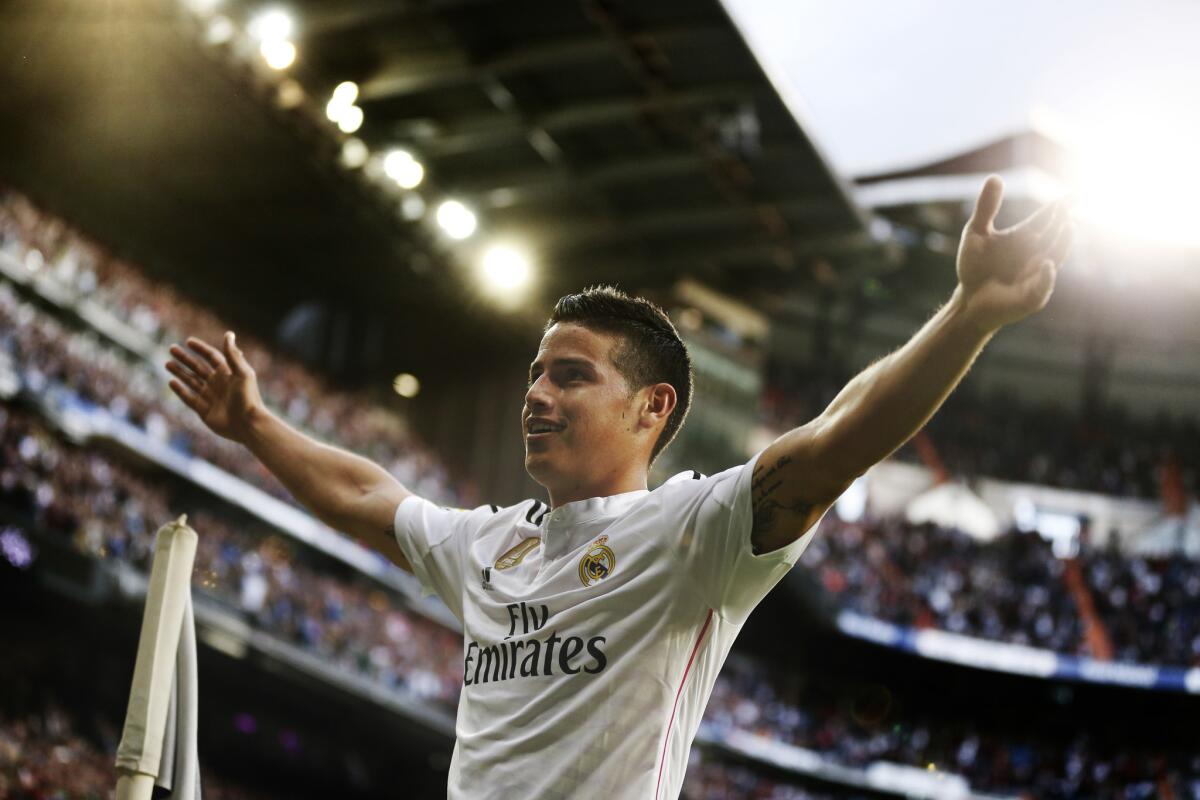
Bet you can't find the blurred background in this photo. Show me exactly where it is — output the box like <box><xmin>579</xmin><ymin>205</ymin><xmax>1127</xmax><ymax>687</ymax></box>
<box><xmin>1</xmin><ymin>0</ymin><xmax>1198</xmax><ymax>797</ymax></box>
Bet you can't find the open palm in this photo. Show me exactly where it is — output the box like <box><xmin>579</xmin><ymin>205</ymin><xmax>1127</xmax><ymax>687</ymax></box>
<box><xmin>956</xmin><ymin>176</ymin><xmax>1074</xmax><ymax>333</ymax></box>
<box><xmin>165</xmin><ymin>333</ymin><xmax>263</xmax><ymax>443</ymax></box>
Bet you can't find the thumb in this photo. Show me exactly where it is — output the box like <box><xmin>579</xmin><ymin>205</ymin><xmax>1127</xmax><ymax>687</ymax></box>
<box><xmin>224</xmin><ymin>332</ymin><xmax>251</xmax><ymax>375</ymax></box>
<box><xmin>968</xmin><ymin>175</ymin><xmax>1004</xmax><ymax>235</ymax></box>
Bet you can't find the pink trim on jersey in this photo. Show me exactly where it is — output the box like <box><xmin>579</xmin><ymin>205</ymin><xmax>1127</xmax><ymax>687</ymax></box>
<box><xmin>654</xmin><ymin>608</ymin><xmax>715</xmax><ymax>800</ymax></box>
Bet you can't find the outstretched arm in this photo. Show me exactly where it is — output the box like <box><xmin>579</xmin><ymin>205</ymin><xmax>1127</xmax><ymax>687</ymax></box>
<box><xmin>166</xmin><ymin>332</ymin><xmax>413</xmax><ymax>570</ymax></box>
<box><xmin>750</xmin><ymin>176</ymin><xmax>1074</xmax><ymax>554</ymax></box>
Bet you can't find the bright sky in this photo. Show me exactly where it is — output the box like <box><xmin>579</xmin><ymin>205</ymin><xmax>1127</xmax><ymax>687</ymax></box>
<box><xmin>725</xmin><ymin>0</ymin><xmax>1200</xmax><ymax>173</ymax></box>
<box><xmin>724</xmin><ymin>0</ymin><xmax>1200</xmax><ymax>247</ymax></box>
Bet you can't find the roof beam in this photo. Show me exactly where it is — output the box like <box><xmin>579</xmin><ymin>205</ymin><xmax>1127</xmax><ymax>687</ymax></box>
<box><xmin>533</xmin><ymin>199</ymin><xmax>839</xmax><ymax>253</ymax></box>
<box><xmin>449</xmin><ymin>146</ymin><xmax>809</xmax><ymax>208</ymax></box>
<box><xmin>593</xmin><ymin>231</ymin><xmax>872</xmax><ymax>273</ymax></box>
<box><xmin>388</xmin><ymin>83</ymin><xmax>761</xmax><ymax>158</ymax></box>
<box><xmin>358</xmin><ymin>26</ymin><xmax>729</xmax><ymax>102</ymax></box>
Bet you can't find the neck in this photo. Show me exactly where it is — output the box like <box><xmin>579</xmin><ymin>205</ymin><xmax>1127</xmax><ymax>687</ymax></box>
<box><xmin>547</xmin><ymin>468</ymin><xmax>648</xmax><ymax>510</ymax></box>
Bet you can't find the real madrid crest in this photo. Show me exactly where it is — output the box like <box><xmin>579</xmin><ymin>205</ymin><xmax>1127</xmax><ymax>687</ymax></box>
<box><xmin>578</xmin><ymin>536</ymin><xmax>616</xmax><ymax>587</ymax></box>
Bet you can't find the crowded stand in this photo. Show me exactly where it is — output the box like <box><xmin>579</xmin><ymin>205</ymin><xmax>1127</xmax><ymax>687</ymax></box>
<box><xmin>0</xmin><ymin>401</ymin><xmax>464</xmax><ymax>710</ymax></box>
<box><xmin>808</xmin><ymin>516</ymin><xmax>1084</xmax><ymax>653</ymax></box>
<box><xmin>7</xmin><ymin>398</ymin><xmax>1200</xmax><ymax>798</ymax></box>
<box><xmin>704</xmin><ymin>658</ymin><xmax>1200</xmax><ymax>799</ymax></box>
<box><xmin>0</xmin><ymin>188</ymin><xmax>469</xmax><ymax>510</ymax></box>
<box><xmin>0</xmin><ymin>706</ymin><xmax>279</xmax><ymax>800</ymax></box>
<box><xmin>683</xmin><ymin>761</ymin><xmax>837</xmax><ymax>800</ymax></box>
<box><xmin>807</xmin><ymin>514</ymin><xmax>1200</xmax><ymax>668</ymax></box>
<box><xmin>5</xmin><ymin>185</ymin><xmax>1200</xmax><ymax>798</ymax></box>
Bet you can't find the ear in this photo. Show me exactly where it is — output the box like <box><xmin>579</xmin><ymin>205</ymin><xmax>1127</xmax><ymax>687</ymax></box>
<box><xmin>639</xmin><ymin>382</ymin><xmax>677</xmax><ymax>430</ymax></box>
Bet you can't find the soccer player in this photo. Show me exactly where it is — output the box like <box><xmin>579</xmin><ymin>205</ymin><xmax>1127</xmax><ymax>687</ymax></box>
<box><xmin>166</xmin><ymin>176</ymin><xmax>1072</xmax><ymax>799</ymax></box>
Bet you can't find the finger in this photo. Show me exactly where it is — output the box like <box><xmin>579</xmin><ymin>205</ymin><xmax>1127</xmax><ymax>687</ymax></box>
<box><xmin>186</xmin><ymin>337</ymin><xmax>230</xmax><ymax>374</ymax></box>
<box><xmin>1034</xmin><ymin>215</ymin><xmax>1067</xmax><ymax>253</ymax></box>
<box><xmin>168</xmin><ymin>379</ymin><xmax>207</xmax><ymax>416</ymax></box>
<box><xmin>166</xmin><ymin>360</ymin><xmax>205</xmax><ymax>393</ymax></box>
<box><xmin>967</xmin><ymin>175</ymin><xmax>1004</xmax><ymax>235</ymax></box>
<box><xmin>223</xmin><ymin>331</ymin><xmax>251</xmax><ymax>377</ymax></box>
<box><xmin>169</xmin><ymin>344</ymin><xmax>213</xmax><ymax>378</ymax></box>
<box><xmin>1017</xmin><ymin>199</ymin><xmax>1062</xmax><ymax>238</ymax></box>
<box><xmin>1044</xmin><ymin>223</ymin><xmax>1075</xmax><ymax>268</ymax></box>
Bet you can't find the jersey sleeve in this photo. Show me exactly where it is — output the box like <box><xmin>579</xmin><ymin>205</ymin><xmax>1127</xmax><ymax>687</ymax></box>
<box><xmin>678</xmin><ymin>449</ymin><xmax>827</xmax><ymax>625</ymax></box>
<box><xmin>393</xmin><ymin>496</ymin><xmax>493</xmax><ymax>622</ymax></box>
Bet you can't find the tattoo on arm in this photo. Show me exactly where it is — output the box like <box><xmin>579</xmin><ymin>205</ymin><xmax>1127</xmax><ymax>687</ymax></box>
<box><xmin>751</xmin><ymin>455</ymin><xmax>815</xmax><ymax>554</ymax></box>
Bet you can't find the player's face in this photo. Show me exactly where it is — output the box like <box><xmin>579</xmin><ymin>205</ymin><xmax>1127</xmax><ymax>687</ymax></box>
<box><xmin>522</xmin><ymin>323</ymin><xmax>641</xmax><ymax>493</ymax></box>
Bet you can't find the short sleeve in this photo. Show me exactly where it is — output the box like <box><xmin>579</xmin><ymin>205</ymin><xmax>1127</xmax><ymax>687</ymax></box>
<box><xmin>680</xmin><ymin>449</ymin><xmax>826</xmax><ymax>625</ymax></box>
<box><xmin>393</xmin><ymin>496</ymin><xmax>492</xmax><ymax>623</ymax></box>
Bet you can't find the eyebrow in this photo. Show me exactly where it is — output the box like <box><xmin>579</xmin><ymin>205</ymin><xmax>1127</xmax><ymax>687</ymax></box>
<box><xmin>527</xmin><ymin>357</ymin><xmax>595</xmax><ymax>378</ymax></box>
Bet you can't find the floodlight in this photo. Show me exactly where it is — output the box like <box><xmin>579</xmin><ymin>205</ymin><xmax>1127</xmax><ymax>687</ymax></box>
<box><xmin>183</xmin><ymin>0</ymin><xmax>222</xmax><ymax>17</ymax></box>
<box><xmin>276</xmin><ymin>79</ymin><xmax>304</xmax><ymax>109</ymax></box>
<box><xmin>1070</xmin><ymin>107</ymin><xmax>1200</xmax><ymax>249</ymax></box>
<box><xmin>326</xmin><ymin>83</ymin><xmax>359</xmax><ymax>124</ymax></box>
<box><xmin>481</xmin><ymin>244</ymin><xmax>531</xmax><ymax>291</ymax></box>
<box><xmin>331</xmin><ymin>81</ymin><xmax>358</xmax><ymax>106</ymax></box>
<box><xmin>260</xmin><ymin>39</ymin><xmax>296</xmax><ymax>70</ymax></box>
<box><xmin>340</xmin><ymin>138</ymin><xmax>368</xmax><ymax>169</ymax></box>
<box><xmin>205</xmin><ymin>15</ymin><xmax>235</xmax><ymax>45</ymax></box>
<box><xmin>436</xmin><ymin>200</ymin><xmax>477</xmax><ymax>240</ymax></box>
<box><xmin>336</xmin><ymin>105</ymin><xmax>364</xmax><ymax>134</ymax></box>
<box><xmin>247</xmin><ymin>8</ymin><xmax>292</xmax><ymax>42</ymax></box>
<box><xmin>383</xmin><ymin>149</ymin><xmax>424</xmax><ymax>189</ymax></box>
<box><xmin>400</xmin><ymin>194</ymin><xmax>426</xmax><ymax>221</ymax></box>
<box><xmin>393</xmin><ymin>373</ymin><xmax>420</xmax><ymax>398</ymax></box>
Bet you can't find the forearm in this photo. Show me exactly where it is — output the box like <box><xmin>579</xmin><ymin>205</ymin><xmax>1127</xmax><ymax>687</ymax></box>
<box><xmin>239</xmin><ymin>406</ymin><xmax>398</xmax><ymax>530</ymax></box>
<box><xmin>813</xmin><ymin>286</ymin><xmax>993</xmax><ymax>483</ymax></box>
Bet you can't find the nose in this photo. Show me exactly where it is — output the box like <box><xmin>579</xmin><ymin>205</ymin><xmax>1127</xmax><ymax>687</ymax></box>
<box><xmin>524</xmin><ymin>373</ymin><xmax>553</xmax><ymax>415</ymax></box>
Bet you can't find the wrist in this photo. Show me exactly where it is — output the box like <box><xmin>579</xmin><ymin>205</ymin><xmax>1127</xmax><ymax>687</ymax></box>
<box><xmin>947</xmin><ymin>285</ymin><xmax>999</xmax><ymax>342</ymax></box>
<box><xmin>236</xmin><ymin>402</ymin><xmax>274</xmax><ymax>448</ymax></box>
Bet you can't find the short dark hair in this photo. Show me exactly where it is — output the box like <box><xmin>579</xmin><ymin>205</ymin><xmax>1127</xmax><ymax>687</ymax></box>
<box><xmin>546</xmin><ymin>284</ymin><xmax>693</xmax><ymax>466</ymax></box>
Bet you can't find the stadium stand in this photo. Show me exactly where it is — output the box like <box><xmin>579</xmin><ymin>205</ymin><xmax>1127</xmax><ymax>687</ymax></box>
<box><xmin>4</xmin><ymin>184</ymin><xmax>1200</xmax><ymax>798</ymax></box>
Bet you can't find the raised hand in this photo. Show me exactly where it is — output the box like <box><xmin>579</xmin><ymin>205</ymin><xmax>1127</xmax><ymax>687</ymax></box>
<box><xmin>955</xmin><ymin>175</ymin><xmax>1074</xmax><ymax>334</ymax></box>
<box><xmin>165</xmin><ymin>332</ymin><xmax>264</xmax><ymax>443</ymax></box>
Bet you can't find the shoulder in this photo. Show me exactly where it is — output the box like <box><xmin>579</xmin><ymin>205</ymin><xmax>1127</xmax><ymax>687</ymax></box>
<box><xmin>653</xmin><ymin>459</ymin><xmax>753</xmax><ymax>504</ymax></box>
<box><xmin>396</xmin><ymin>496</ymin><xmax>516</xmax><ymax>542</ymax></box>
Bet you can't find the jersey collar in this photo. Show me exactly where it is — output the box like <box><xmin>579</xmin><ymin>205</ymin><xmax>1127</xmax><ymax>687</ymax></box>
<box><xmin>538</xmin><ymin>489</ymin><xmax>649</xmax><ymax>559</ymax></box>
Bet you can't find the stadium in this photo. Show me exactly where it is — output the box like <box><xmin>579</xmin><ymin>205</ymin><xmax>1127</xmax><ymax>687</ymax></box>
<box><xmin>2</xmin><ymin>1</ymin><xmax>1198</xmax><ymax>798</ymax></box>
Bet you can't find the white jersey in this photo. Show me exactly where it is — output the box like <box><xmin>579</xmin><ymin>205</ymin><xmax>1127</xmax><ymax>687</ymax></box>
<box><xmin>392</xmin><ymin>449</ymin><xmax>821</xmax><ymax>800</ymax></box>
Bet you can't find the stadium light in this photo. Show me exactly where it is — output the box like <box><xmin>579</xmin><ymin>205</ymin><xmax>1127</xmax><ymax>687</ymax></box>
<box><xmin>182</xmin><ymin>0</ymin><xmax>222</xmax><ymax>17</ymax></box>
<box><xmin>400</xmin><ymin>194</ymin><xmax>426</xmax><ymax>221</ymax></box>
<box><xmin>393</xmin><ymin>373</ymin><xmax>420</xmax><ymax>398</ymax></box>
<box><xmin>204</xmin><ymin>15</ymin><xmax>235</xmax><ymax>45</ymax></box>
<box><xmin>336</xmin><ymin>105</ymin><xmax>364</xmax><ymax>134</ymax></box>
<box><xmin>435</xmin><ymin>200</ymin><xmax>477</xmax><ymax>240</ymax></box>
<box><xmin>383</xmin><ymin>149</ymin><xmax>424</xmax><ymax>189</ymax></box>
<box><xmin>260</xmin><ymin>39</ymin><xmax>296</xmax><ymax>70</ymax></box>
<box><xmin>480</xmin><ymin>244</ymin><xmax>532</xmax><ymax>291</ymax></box>
<box><xmin>247</xmin><ymin>8</ymin><xmax>293</xmax><ymax>42</ymax></box>
<box><xmin>325</xmin><ymin>82</ymin><xmax>359</xmax><ymax>123</ymax></box>
<box><xmin>1068</xmin><ymin>103</ymin><xmax>1200</xmax><ymax>249</ymax></box>
<box><xmin>331</xmin><ymin>81</ymin><xmax>358</xmax><ymax>106</ymax></box>
<box><xmin>276</xmin><ymin>79</ymin><xmax>304</xmax><ymax>109</ymax></box>
<box><xmin>340</xmin><ymin>138</ymin><xmax>368</xmax><ymax>169</ymax></box>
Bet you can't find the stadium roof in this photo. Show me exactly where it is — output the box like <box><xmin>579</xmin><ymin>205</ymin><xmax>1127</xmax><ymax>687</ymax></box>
<box><xmin>292</xmin><ymin>0</ymin><xmax>870</xmax><ymax>295</ymax></box>
<box><xmin>0</xmin><ymin>0</ymin><xmax>871</xmax><ymax>372</ymax></box>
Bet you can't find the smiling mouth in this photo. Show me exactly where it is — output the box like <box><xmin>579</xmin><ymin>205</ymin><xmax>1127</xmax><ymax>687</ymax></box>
<box><xmin>526</xmin><ymin>419</ymin><xmax>566</xmax><ymax>437</ymax></box>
